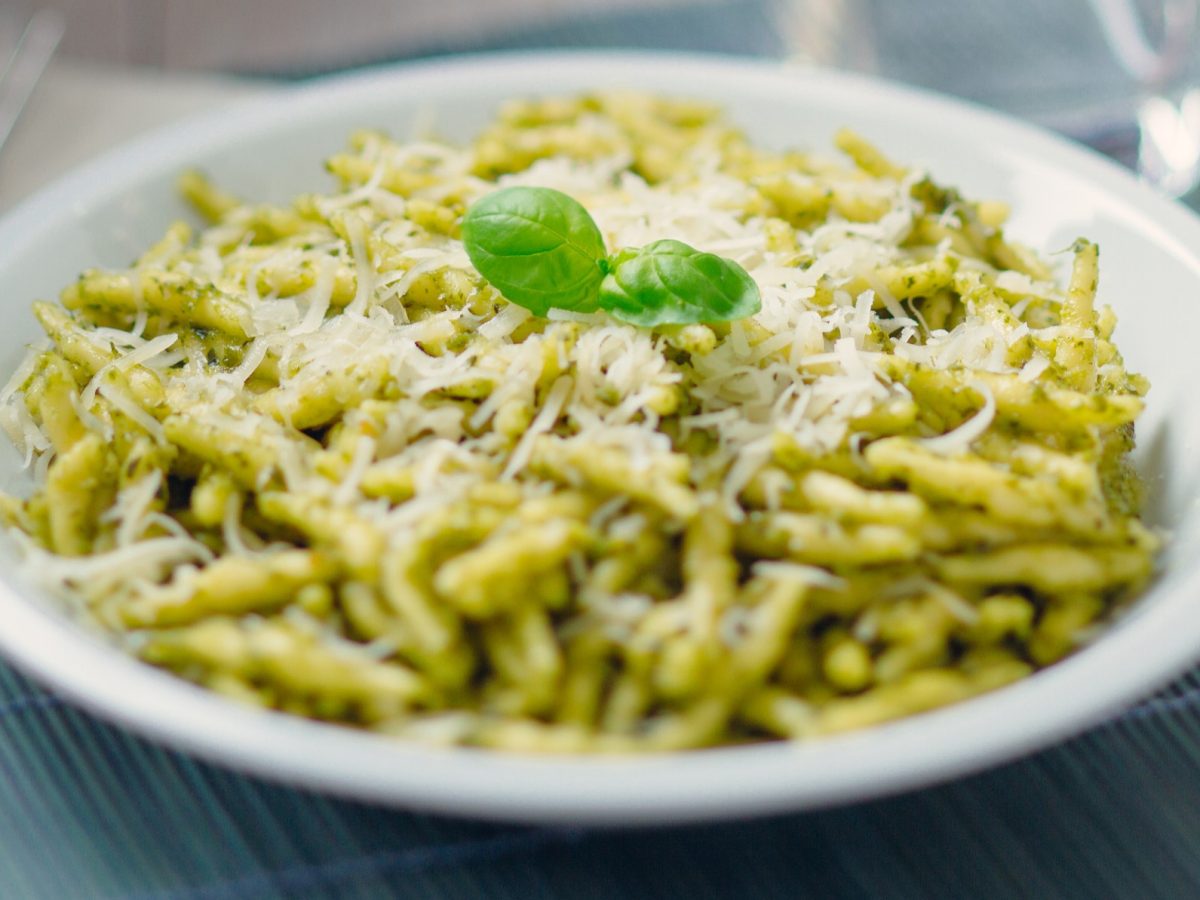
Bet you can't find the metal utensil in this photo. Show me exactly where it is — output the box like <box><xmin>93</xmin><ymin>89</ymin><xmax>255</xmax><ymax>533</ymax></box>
<box><xmin>0</xmin><ymin>9</ymin><xmax>65</xmax><ymax>156</ymax></box>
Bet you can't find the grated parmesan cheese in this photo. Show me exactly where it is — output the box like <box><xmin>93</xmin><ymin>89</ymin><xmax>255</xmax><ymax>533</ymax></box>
<box><xmin>0</xmin><ymin>94</ymin><xmax>1156</xmax><ymax>753</ymax></box>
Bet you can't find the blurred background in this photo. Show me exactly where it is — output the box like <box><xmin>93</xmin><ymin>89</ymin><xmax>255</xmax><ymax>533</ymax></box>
<box><xmin>2</xmin><ymin>0</ymin><xmax>1198</xmax><ymax>209</ymax></box>
<box><xmin>0</xmin><ymin>3</ymin><xmax>1198</xmax><ymax>898</ymax></box>
<box><xmin>7</xmin><ymin>0</ymin><xmax>1198</xmax><ymax>122</ymax></box>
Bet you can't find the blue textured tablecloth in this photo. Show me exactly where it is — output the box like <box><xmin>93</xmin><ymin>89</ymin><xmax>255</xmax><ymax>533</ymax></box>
<box><xmin>7</xmin><ymin>660</ymin><xmax>1200</xmax><ymax>899</ymax></box>
<box><xmin>3</xmin><ymin>1</ymin><xmax>1200</xmax><ymax>897</ymax></box>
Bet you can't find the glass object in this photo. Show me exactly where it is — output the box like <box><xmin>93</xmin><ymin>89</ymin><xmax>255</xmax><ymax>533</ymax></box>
<box><xmin>774</xmin><ymin>0</ymin><xmax>1200</xmax><ymax>200</ymax></box>
<box><xmin>1089</xmin><ymin>0</ymin><xmax>1200</xmax><ymax>196</ymax></box>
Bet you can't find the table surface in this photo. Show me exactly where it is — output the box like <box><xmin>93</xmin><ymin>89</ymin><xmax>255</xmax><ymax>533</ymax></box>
<box><xmin>3</xmin><ymin>2</ymin><xmax>1200</xmax><ymax>897</ymax></box>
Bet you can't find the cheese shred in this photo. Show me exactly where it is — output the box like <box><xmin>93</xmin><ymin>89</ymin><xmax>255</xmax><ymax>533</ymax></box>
<box><xmin>0</xmin><ymin>93</ymin><xmax>1157</xmax><ymax>752</ymax></box>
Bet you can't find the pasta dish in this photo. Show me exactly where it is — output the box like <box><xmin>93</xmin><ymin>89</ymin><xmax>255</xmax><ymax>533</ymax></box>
<box><xmin>0</xmin><ymin>94</ymin><xmax>1156</xmax><ymax>751</ymax></box>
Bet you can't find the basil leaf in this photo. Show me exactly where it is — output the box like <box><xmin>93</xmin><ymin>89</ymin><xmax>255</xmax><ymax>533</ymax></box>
<box><xmin>598</xmin><ymin>239</ymin><xmax>761</xmax><ymax>327</ymax></box>
<box><xmin>461</xmin><ymin>186</ymin><xmax>608</xmax><ymax>316</ymax></box>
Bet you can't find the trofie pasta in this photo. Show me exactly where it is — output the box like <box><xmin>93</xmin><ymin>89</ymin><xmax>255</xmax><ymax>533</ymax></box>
<box><xmin>0</xmin><ymin>94</ymin><xmax>1157</xmax><ymax>751</ymax></box>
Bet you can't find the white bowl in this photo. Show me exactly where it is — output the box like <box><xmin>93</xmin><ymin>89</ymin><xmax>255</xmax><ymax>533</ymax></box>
<box><xmin>1</xmin><ymin>51</ymin><xmax>1199</xmax><ymax>825</ymax></box>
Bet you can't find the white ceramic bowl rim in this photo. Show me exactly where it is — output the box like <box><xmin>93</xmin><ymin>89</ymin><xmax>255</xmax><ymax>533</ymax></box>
<box><xmin>0</xmin><ymin>51</ymin><xmax>1199</xmax><ymax>824</ymax></box>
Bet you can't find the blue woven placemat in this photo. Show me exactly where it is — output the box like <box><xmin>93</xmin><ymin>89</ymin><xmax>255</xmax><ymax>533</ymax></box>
<box><xmin>4</xmin><ymin>661</ymin><xmax>1200</xmax><ymax>899</ymax></box>
<box><xmin>4</xmin><ymin>1</ymin><xmax>1200</xmax><ymax>897</ymax></box>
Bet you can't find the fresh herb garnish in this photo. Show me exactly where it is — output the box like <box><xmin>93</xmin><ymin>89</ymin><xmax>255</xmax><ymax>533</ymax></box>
<box><xmin>460</xmin><ymin>187</ymin><xmax>607</xmax><ymax>316</ymax></box>
<box><xmin>462</xmin><ymin>186</ymin><xmax>760</xmax><ymax>326</ymax></box>
<box><xmin>599</xmin><ymin>239</ymin><xmax>760</xmax><ymax>327</ymax></box>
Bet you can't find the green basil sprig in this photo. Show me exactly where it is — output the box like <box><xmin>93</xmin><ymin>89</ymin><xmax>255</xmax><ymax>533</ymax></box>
<box><xmin>461</xmin><ymin>186</ymin><xmax>760</xmax><ymax>326</ymax></box>
<box><xmin>460</xmin><ymin>186</ymin><xmax>607</xmax><ymax>316</ymax></box>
